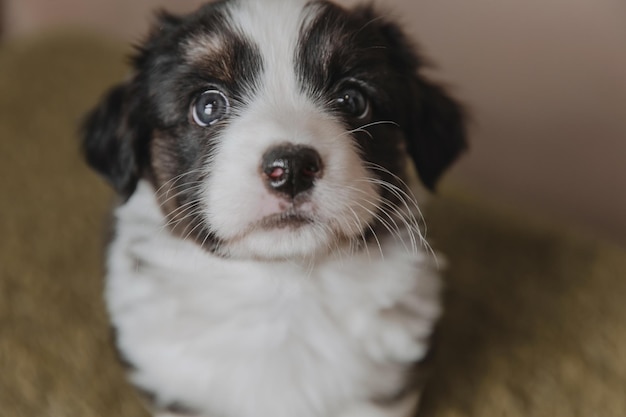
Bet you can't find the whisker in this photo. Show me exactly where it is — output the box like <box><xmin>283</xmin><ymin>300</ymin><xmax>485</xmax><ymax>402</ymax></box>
<box><xmin>165</xmin><ymin>199</ymin><xmax>201</xmax><ymax>220</ymax></box>
<box><xmin>346</xmin><ymin>206</ymin><xmax>372</xmax><ymax>262</ymax></box>
<box><xmin>345</xmin><ymin>200</ymin><xmax>384</xmax><ymax>260</ymax></box>
<box><xmin>181</xmin><ymin>217</ymin><xmax>209</xmax><ymax>244</ymax></box>
<box><xmin>154</xmin><ymin>168</ymin><xmax>205</xmax><ymax>198</ymax></box>
<box><xmin>359</xmin><ymin>177</ymin><xmax>438</xmax><ymax>262</ymax></box>
<box><xmin>158</xmin><ymin>206</ymin><xmax>202</xmax><ymax>236</ymax></box>
<box><xmin>378</xmin><ymin>197</ymin><xmax>419</xmax><ymax>254</ymax></box>
<box><xmin>329</xmin><ymin>120</ymin><xmax>401</xmax><ymax>142</ymax></box>
<box><xmin>352</xmin><ymin>120</ymin><xmax>401</xmax><ymax>131</ymax></box>
<box><xmin>157</xmin><ymin>183</ymin><xmax>205</xmax><ymax>210</ymax></box>
<box><xmin>366</xmin><ymin>222</ymin><xmax>384</xmax><ymax>261</ymax></box>
<box><xmin>356</xmin><ymin>171</ymin><xmax>426</xmax><ymax>233</ymax></box>
<box><xmin>346</xmin><ymin>169</ymin><xmax>439</xmax><ymax>264</ymax></box>
<box><xmin>362</xmin><ymin>162</ymin><xmax>427</xmax><ymax>227</ymax></box>
<box><xmin>343</xmin><ymin>186</ymin><xmax>416</xmax><ymax>255</ymax></box>
<box><xmin>196</xmin><ymin>213</ymin><xmax>218</xmax><ymax>252</ymax></box>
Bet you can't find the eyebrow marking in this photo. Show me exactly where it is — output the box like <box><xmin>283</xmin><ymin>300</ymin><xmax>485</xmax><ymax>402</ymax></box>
<box><xmin>184</xmin><ymin>33</ymin><xmax>227</xmax><ymax>64</ymax></box>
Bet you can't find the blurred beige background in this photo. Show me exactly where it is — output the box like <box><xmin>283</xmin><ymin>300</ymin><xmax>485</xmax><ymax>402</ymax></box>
<box><xmin>3</xmin><ymin>0</ymin><xmax>626</xmax><ymax>245</ymax></box>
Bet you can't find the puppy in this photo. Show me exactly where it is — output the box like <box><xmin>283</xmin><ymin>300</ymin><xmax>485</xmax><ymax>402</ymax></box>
<box><xmin>82</xmin><ymin>0</ymin><xmax>466</xmax><ymax>416</ymax></box>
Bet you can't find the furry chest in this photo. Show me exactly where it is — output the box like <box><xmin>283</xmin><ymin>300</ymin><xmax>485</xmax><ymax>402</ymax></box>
<box><xmin>106</xmin><ymin>201</ymin><xmax>441</xmax><ymax>416</ymax></box>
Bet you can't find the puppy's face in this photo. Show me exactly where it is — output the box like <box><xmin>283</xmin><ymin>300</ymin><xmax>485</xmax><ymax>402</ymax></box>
<box><xmin>83</xmin><ymin>0</ymin><xmax>466</xmax><ymax>260</ymax></box>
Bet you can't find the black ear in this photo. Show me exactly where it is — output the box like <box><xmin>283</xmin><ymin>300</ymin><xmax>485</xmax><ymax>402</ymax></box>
<box><xmin>81</xmin><ymin>10</ymin><xmax>185</xmax><ymax>198</ymax></box>
<box><xmin>408</xmin><ymin>78</ymin><xmax>467</xmax><ymax>190</ymax></box>
<box><xmin>364</xmin><ymin>9</ymin><xmax>468</xmax><ymax>190</ymax></box>
<box><xmin>81</xmin><ymin>80</ymin><xmax>146</xmax><ymax>198</ymax></box>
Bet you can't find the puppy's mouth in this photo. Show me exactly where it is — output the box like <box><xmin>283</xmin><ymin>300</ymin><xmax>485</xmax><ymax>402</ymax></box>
<box><xmin>256</xmin><ymin>210</ymin><xmax>314</xmax><ymax>230</ymax></box>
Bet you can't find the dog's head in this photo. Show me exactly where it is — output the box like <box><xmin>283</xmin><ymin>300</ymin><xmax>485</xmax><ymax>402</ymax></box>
<box><xmin>83</xmin><ymin>0</ymin><xmax>466</xmax><ymax>260</ymax></box>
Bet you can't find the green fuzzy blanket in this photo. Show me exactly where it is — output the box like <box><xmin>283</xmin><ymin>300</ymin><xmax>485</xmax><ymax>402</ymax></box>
<box><xmin>1</xmin><ymin>35</ymin><xmax>625</xmax><ymax>417</ymax></box>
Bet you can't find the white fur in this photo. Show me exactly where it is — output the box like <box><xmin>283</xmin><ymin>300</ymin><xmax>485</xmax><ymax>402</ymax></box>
<box><xmin>108</xmin><ymin>181</ymin><xmax>441</xmax><ymax>417</ymax></box>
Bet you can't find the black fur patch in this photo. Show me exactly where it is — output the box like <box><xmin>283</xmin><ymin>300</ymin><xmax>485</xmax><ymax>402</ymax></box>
<box><xmin>81</xmin><ymin>81</ymin><xmax>148</xmax><ymax>197</ymax></box>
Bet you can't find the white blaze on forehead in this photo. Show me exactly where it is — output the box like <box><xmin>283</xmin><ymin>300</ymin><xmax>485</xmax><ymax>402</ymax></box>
<box><xmin>222</xmin><ymin>0</ymin><xmax>334</xmax><ymax>146</ymax></box>
<box><xmin>226</xmin><ymin>0</ymin><xmax>320</xmax><ymax>101</ymax></box>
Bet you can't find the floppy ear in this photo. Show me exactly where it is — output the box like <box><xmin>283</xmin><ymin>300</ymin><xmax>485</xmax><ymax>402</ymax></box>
<box><xmin>407</xmin><ymin>77</ymin><xmax>467</xmax><ymax>190</ymax></box>
<box><xmin>366</xmin><ymin>10</ymin><xmax>468</xmax><ymax>190</ymax></box>
<box><xmin>81</xmin><ymin>11</ymin><xmax>184</xmax><ymax>198</ymax></box>
<box><xmin>81</xmin><ymin>79</ymin><xmax>147</xmax><ymax>198</ymax></box>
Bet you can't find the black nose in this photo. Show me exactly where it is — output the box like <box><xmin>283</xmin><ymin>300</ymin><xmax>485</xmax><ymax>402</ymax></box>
<box><xmin>261</xmin><ymin>144</ymin><xmax>323</xmax><ymax>198</ymax></box>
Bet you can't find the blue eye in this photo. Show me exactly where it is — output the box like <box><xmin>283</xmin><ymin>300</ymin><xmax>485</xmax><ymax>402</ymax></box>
<box><xmin>335</xmin><ymin>88</ymin><xmax>370</xmax><ymax>119</ymax></box>
<box><xmin>191</xmin><ymin>89</ymin><xmax>230</xmax><ymax>127</ymax></box>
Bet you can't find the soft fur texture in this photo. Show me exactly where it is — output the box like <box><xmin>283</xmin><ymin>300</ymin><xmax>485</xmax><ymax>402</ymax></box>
<box><xmin>81</xmin><ymin>1</ymin><xmax>466</xmax><ymax>416</ymax></box>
